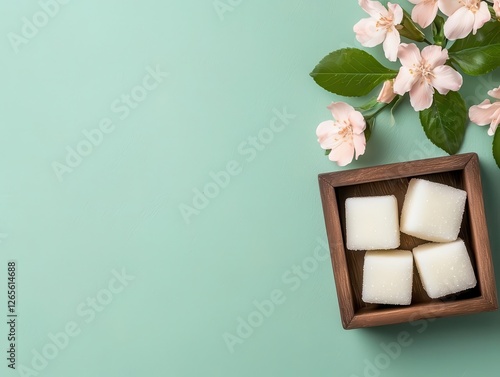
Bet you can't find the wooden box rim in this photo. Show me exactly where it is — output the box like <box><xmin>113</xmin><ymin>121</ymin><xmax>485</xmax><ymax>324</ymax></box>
<box><xmin>318</xmin><ymin>153</ymin><xmax>498</xmax><ymax>329</ymax></box>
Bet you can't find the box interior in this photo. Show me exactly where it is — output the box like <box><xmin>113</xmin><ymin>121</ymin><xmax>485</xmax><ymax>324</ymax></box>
<box><xmin>335</xmin><ymin>170</ymin><xmax>481</xmax><ymax>315</ymax></box>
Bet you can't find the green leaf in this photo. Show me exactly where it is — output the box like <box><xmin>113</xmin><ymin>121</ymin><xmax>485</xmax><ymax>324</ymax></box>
<box><xmin>449</xmin><ymin>21</ymin><xmax>500</xmax><ymax>76</ymax></box>
<box><xmin>419</xmin><ymin>91</ymin><xmax>467</xmax><ymax>155</ymax></box>
<box><xmin>324</xmin><ymin>149</ymin><xmax>331</xmax><ymax>156</ymax></box>
<box><xmin>493</xmin><ymin>128</ymin><xmax>500</xmax><ymax>168</ymax></box>
<box><xmin>310</xmin><ymin>48</ymin><xmax>398</xmax><ymax>97</ymax></box>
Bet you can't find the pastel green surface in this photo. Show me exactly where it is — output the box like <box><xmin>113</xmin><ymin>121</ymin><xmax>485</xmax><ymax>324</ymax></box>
<box><xmin>0</xmin><ymin>1</ymin><xmax>499</xmax><ymax>376</ymax></box>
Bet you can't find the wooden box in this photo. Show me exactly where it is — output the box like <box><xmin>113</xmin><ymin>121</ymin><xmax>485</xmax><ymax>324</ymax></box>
<box><xmin>318</xmin><ymin>153</ymin><xmax>498</xmax><ymax>329</ymax></box>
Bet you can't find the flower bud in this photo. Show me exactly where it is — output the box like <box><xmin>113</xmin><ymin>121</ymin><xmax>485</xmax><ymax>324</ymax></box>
<box><xmin>432</xmin><ymin>15</ymin><xmax>447</xmax><ymax>47</ymax></box>
<box><xmin>377</xmin><ymin>80</ymin><xmax>397</xmax><ymax>104</ymax></box>
<box><xmin>398</xmin><ymin>9</ymin><xmax>425</xmax><ymax>42</ymax></box>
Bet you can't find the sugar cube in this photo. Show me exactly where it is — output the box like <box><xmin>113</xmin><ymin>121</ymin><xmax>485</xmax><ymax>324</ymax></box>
<box><xmin>362</xmin><ymin>250</ymin><xmax>414</xmax><ymax>305</ymax></box>
<box><xmin>400</xmin><ymin>178</ymin><xmax>466</xmax><ymax>242</ymax></box>
<box><xmin>345</xmin><ymin>195</ymin><xmax>400</xmax><ymax>250</ymax></box>
<box><xmin>413</xmin><ymin>239</ymin><xmax>477</xmax><ymax>299</ymax></box>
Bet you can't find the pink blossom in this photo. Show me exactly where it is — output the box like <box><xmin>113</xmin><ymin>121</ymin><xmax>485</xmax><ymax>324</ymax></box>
<box><xmin>438</xmin><ymin>0</ymin><xmax>491</xmax><ymax>40</ymax></box>
<box><xmin>409</xmin><ymin>0</ymin><xmax>439</xmax><ymax>28</ymax></box>
<box><xmin>316</xmin><ymin>102</ymin><xmax>366</xmax><ymax>166</ymax></box>
<box><xmin>393</xmin><ymin>43</ymin><xmax>462</xmax><ymax>111</ymax></box>
<box><xmin>494</xmin><ymin>0</ymin><xmax>500</xmax><ymax>18</ymax></box>
<box><xmin>469</xmin><ymin>86</ymin><xmax>500</xmax><ymax>136</ymax></box>
<box><xmin>353</xmin><ymin>0</ymin><xmax>403</xmax><ymax>61</ymax></box>
<box><xmin>377</xmin><ymin>80</ymin><xmax>397</xmax><ymax>103</ymax></box>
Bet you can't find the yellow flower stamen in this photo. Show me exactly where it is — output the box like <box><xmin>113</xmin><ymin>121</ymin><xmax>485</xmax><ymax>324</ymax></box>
<box><xmin>376</xmin><ymin>14</ymin><xmax>394</xmax><ymax>30</ymax></box>
<box><xmin>459</xmin><ymin>0</ymin><xmax>481</xmax><ymax>13</ymax></box>
<box><xmin>410</xmin><ymin>60</ymin><xmax>435</xmax><ymax>84</ymax></box>
<box><xmin>332</xmin><ymin>120</ymin><xmax>354</xmax><ymax>148</ymax></box>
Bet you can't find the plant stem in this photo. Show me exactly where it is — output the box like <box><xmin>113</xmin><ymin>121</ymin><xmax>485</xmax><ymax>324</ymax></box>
<box><xmin>361</xmin><ymin>101</ymin><xmax>390</xmax><ymax>119</ymax></box>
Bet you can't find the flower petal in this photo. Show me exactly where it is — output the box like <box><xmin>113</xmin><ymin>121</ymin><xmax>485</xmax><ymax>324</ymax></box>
<box><xmin>409</xmin><ymin>78</ymin><xmax>434</xmax><ymax>111</ymax></box>
<box><xmin>444</xmin><ymin>6</ymin><xmax>475</xmax><ymax>40</ymax></box>
<box><xmin>438</xmin><ymin>0</ymin><xmax>461</xmax><ymax>17</ymax></box>
<box><xmin>383</xmin><ymin>27</ymin><xmax>400</xmax><ymax>61</ymax></box>
<box><xmin>421</xmin><ymin>45</ymin><xmax>448</xmax><ymax>68</ymax></box>
<box><xmin>393</xmin><ymin>66</ymin><xmax>417</xmax><ymax>95</ymax></box>
<box><xmin>495</xmin><ymin>0</ymin><xmax>500</xmax><ymax>18</ymax></box>
<box><xmin>397</xmin><ymin>43</ymin><xmax>421</xmax><ymax>68</ymax></box>
<box><xmin>469</xmin><ymin>100</ymin><xmax>497</xmax><ymax>125</ymax></box>
<box><xmin>316</xmin><ymin>120</ymin><xmax>337</xmax><ymax>149</ymax></box>
<box><xmin>349</xmin><ymin>110</ymin><xmax>367</xmax><ymax>134</ymax></box>
<box><xmin>328</xmin><ymin>141</ymin><xmax>355</xmax><ymax>166</ymax></box>
<box><xmin>469</xmin><ymin>99</ymin><xmax>500</xmax><ymax>126</ymax></box>
<box><xmin>431</xmin><ymin>65</ymin><xmax>463</xmax><ymax>94</ymax></box>
<box><xmin>488</xmin><ymin>107</ymin><xmax>500</xmax><ymax>136</ymax></box>
<box><xmin>473</xmin><ymin>2</ymin><xmax>491</xmax><ymax>34</ymax></box>
<box><xmin>327</xmin><ymin>102</ymin><xmax>356</xmax><ymax>122</ymax></box>
<box><xmin>388</xmin><ymin>2</ymin><xmax>403</xmax><ymax>24</ymax></box>
<box><xmin>353</xmin><ymin>133</ymin><xmax>366</xmax><ymax>159</ymax></box>
<box><xmin>488</xmin><ymin>86</ymin><xmax>500</xmax><ymax>99</ymax></box>
<box><xmin>358</xmin><ymin>0</ymin><xmax>388</xmax><ymax>18</ymax></box>
<box><xmin>354</xmin><ymin>18</ymin><xmax>386</xmax><ymax>47</ymax></box>
<box><xmin>411</xmin><ymin>1</ymin><xmax>439</xmax><ymax>28</ymax></box>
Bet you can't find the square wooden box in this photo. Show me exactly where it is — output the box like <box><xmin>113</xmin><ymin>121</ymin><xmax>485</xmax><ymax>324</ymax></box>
<box><xmin>318</xmin><ymin>153</ymin><xmax>498</xmax><ymax>329</ymax></box>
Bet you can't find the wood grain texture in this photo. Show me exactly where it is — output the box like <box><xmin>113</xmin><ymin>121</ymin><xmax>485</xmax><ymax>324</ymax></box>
<box><xmin>318</xmin><ymin>153</ymin><xmax>498</xmax><ymax>329</ymax></box>
<box><xmin>463</xmin><ymin>154</ymin><xmax>499</xmax><ymax>309</ymax></box>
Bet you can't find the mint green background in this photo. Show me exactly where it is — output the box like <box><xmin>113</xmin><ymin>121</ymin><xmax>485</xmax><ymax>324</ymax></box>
<box><xmin>1</xmin><ymin>1</ymin><xmax>499</xmax><ymax>376</ymax></box>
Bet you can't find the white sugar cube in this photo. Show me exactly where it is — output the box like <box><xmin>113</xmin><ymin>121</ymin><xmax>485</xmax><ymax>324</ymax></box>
<box><xmin>413</xmin><ymin>239</ymin><xmax>477</xmax><ymax>299</ymax></box>
<box><xmin>400</xmin><ymin>178</ymin><xmax>466</xmax><ymax>242</ymax></box>
<box><xmin>345</xmin><ymin>195</ymin><xmax>400</xmax><ymax>250</ymax></box>
<box><xmin>362</xmin><ymin>250</ymin><xmax>414</xmax><ymax>305</ymax></box>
